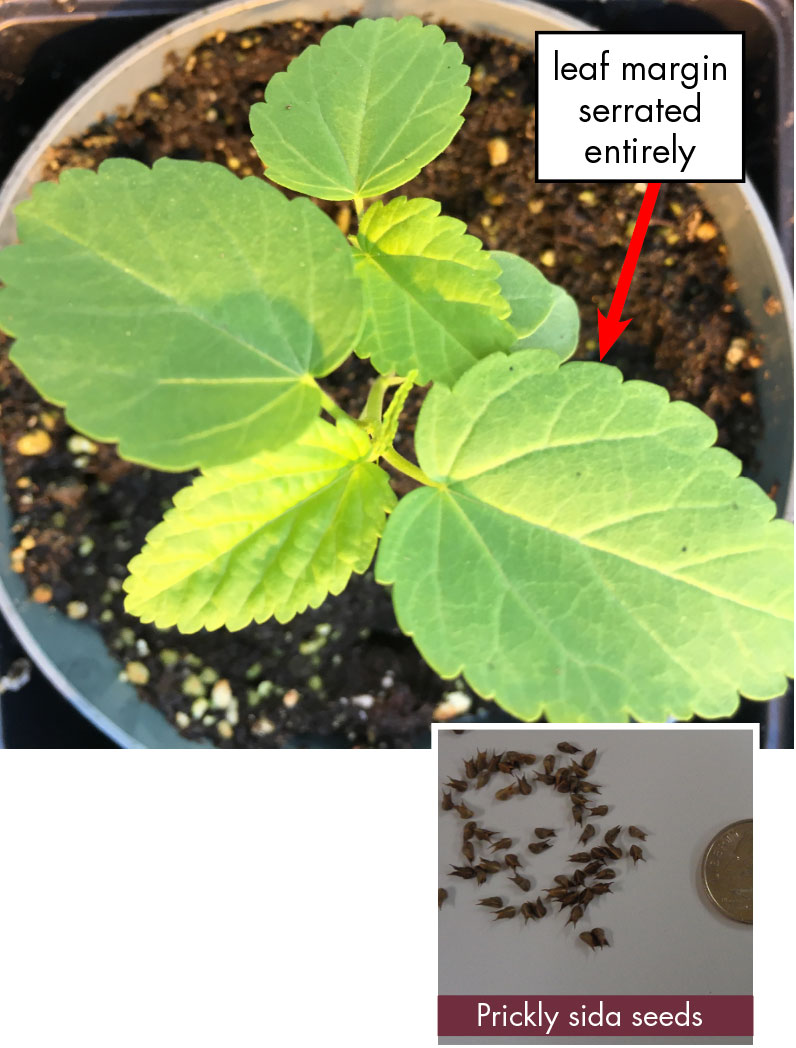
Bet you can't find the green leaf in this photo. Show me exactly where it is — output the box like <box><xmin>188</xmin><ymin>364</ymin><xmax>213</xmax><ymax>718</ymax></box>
<box><xmin>352</xmin><ymin>197</ymin><xmax>514</xmax><ymax>385</ymax></box>
<box><xmin>0</xmin><ymin>158</ymin><xmax>362</xmax><ymax>470</ymax></box>
<box><xmin>492</xmin><ymin>250</ymin><xmax>579</xmax><ymax>360</ymax></box>
<box><xmin>250</xmin><ymin>17</ymin><xmax>470</xmax><ymax>200</ymax></box>
<box><xmin>123</xmin><ymin>416</ymin><xmax>396</xmax><ymax>632</ymax></box>
<box><xmin>376</xmin><ymin>351</ymin><xmax>793</xmax><ymax>722</ymax></box>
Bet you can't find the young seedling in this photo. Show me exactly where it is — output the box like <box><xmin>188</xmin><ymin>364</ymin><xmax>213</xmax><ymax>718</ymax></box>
<box><xmin>0</xmin><ymin>17</ymin><xmax>792</xmax><ymax>724</ymax></box>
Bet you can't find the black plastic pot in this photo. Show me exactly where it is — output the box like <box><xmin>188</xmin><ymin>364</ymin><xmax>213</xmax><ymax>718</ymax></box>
<box><xmin>0</xmin><ymin>0</ymin><xmax>792</xmax><ymax>746</ymax></box>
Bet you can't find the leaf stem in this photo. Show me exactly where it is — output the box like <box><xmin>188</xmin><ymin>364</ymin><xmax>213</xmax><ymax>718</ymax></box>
<box><xmin>353</xmin><ymin>196</ymin><xmax>364</xmax><ymax>217</ymax></box>
<box><xmin>360</xmin><ymin>373</ymin><xmax>405</xmax><ymax>423</ymax></box>
<box><xmin>319</xmin><ymin>389</ymin><xmax>352</xmax><ymax>425</ymax></box>
<box><xmin>382</xmin><ymin>447</ymin><xmax>441</xmax><ymax>489</ymax></box>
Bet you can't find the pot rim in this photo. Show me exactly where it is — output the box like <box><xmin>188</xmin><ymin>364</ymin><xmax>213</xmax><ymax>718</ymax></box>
<box><xmin>0</xmin><ymin>0</ymin><xmax>792</xmax><ymax>747</ymax></box>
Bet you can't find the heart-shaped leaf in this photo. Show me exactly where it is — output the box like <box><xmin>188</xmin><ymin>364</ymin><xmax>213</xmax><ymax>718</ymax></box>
<box><xmin>352</xmin><ymin>197</ymin><xmax>514</xmax><ymax>385</ymax></box>
<box><xmin>493</xmin><ymin>250</ymin><xmax>579</xmax><ymax>359</ymax></box>
<box><xmin>124</xmin><ymin>416</ymin><xmax>395</xmax><ymax>632</ymax></box>
<box><xmin>250</xmin><ymin>17</ymin><xmax>470</xmax><ymax>200</ymax></box>
<box><xmin>0</xmin><ymin>158</ymin><xmax>362</xmax><ymax>470</ymax></box>
<box><xmin>376</xmin><ymin>351</ymin><xmax>793</xmax><ymax>722</ymax></box>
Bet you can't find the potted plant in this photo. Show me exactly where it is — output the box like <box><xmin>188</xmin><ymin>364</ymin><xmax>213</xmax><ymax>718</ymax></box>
<box><xmin>0</xmin><ymin>1</ymin><xmax>792</xmax><ymax>747</ymax></box>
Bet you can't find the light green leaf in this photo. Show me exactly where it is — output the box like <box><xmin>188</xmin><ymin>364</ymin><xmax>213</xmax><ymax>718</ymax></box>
<box><xmin>376</xmin><ymin>350</ymin><xmax>793</xmax><ymax>723</ymax></box>
<box><xmin>124</xmin><ymin>416</ymin><xmax>396</xmax><ymax>632</ymax></box>
<box><xmin>250</xmin><ymin>17</ymin><xmax>470</xmax><ymax>200</ymax></box>
<box><xmin>492</xmin><ymin>250</ymin><xmax>579</xmax><ymax>360</ymax></box>
<box><xmin>0</xmin><ymin>158</ymin><xmax>362</xmax><ymax>470</ymax></box>
<box><xmin>352</xmin><ymin>197</ymin><xmax>514</xmax><ymax>385</ymax></box>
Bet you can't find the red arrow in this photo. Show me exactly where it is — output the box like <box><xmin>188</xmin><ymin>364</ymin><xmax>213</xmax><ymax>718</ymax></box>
<box><xmin>597</xmin><ymin>181</ymin><xmax>661</xmax><ymax>360</ymax></box>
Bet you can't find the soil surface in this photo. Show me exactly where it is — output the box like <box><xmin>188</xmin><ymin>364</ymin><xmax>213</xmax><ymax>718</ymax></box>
<box><xmin>0</xmin><ymin>19</ymin><xmax>774</xmax><ymax>746</ymax></box>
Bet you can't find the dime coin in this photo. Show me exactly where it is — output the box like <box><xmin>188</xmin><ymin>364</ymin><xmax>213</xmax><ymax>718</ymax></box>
<box><xmin>701</xmin><ymin>819</ymin><xmax>752</xmax><ymax>924</ymax></box>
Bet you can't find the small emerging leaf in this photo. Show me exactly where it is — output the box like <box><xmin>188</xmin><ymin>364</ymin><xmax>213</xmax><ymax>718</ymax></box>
<box><xmin>376</xmin><ymin>351</ymin><xmax>793</xmax><ymax>722</ymax></box>
<box><xmin>493</xmin><ymin>250</ymin><xmax>579</xmax><ymax>359</ymax></box>
<box><xmin>371</xmin><ymin>371</ymin><xmax>417</xmax><ymax>459</ymax></box>
<box><xmin>250</xmin><ymin>17</ymin><xmax>470</xmax><ymax>200</ymax></box>
<box><xmin>352</xmin><ymin>197</ymin><xmax>514</xmax><ymax>385</ymax></box>
<box><xmin>124</xmin><ymin>417</ymin><xmax>396</xmax><ymax>632</ymax></box>
<box><xmin>0</xmin><ymin>159</ymin><xmax>362</xmax><ymax>470</ymax></box>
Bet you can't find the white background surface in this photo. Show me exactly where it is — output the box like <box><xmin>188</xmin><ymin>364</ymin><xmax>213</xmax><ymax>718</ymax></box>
<box><xmin>536</xmin><ymin>34</ymin><xmax>743</xmax><ymax>181</ymax></box>
<box><xmin>0</xmin><ymin>724</ymin><xmax>793</xmax><ymax>1048</ymax></box>
<box><xmin>438</xmin><ymin>727</ymin><xmax>751</xmax><ymax>997</ymax></box>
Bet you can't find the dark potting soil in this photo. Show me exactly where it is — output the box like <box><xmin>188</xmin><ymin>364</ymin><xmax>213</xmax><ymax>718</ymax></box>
<box><xmin>0</xmin><ymin>19</ymin><xmax>775</xmax><ymax>747</ymax></box>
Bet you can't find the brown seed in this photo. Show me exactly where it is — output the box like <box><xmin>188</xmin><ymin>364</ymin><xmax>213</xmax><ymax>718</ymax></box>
<box><xmin>592</xmin><ymin>883</ymin><xmax>613</xmax><ymax>895</ymax></box>
<box><xmin>581</xmin><ymin>748</ymin><xmax>597</xmax><ymax>771</ymax></box>
<box><xmin>504</xmin><ymin>853</ymin><xmax>524</xmax><ymax>870</ymax></box>
<box><xmin>557</xmin><ymin>742</ymin><xmax>581</xmax><ymax>754</ymax></box>
<box><xmin>487</xmin><ymin>752</ymin><xmax>501</xmax><ymax>773</ymax></box>
<box><xmin>464</xmin><ymin>759</ymin><xmax>477</xmax><ymax>779</ymax></box>
<box><xmin>630</xmin><ymin>844</ymin><xmax>646</xmax><ymax>864</ymax></box>
<box><xmin>497</xmin><ymin>759</ymin><xmax>518</xmax><ymax>774</ymax></box>
<box><xmin>594</xmin><ymin>868</ymin><xmax>616</xmax><ymax>881</ymax></box>
<box><xmin>566</xmin><ymin>905</ymin><xmax>584</xmax><ymax>927</ymax></box>
<box><xmin>535</xmin><ymin>828</ymin><xmax>556</xmax><ymax>840</ymax></box>
<box><xmin>441</xmin><ymin>790</ymin><xmax>454</xmax><ymax>811</ymax></box>
<box><xmin>588</xmin><ymin>804</ymin><xmax>609</xmax><ymax>817</ymax></box>
<box><xmin>628</xmin><ymin>826</ymin><xmax>647</xmax><ymax>840</ymax></box>
<box><xmin>490</xmin><ymin>837</ymin><xmax>512</xmax><ymax>853</ymax></box>
<box><xmin>579</xmin><ymin>825</ymin><xmax>596</xmax><ymax>845</ymax></box>
<box><xmin>583</xmin><ymin>860</ymin><xmax>602</xmax><ymax>876</ymax></box>
<box><xmin>534</xmin><ymin>772</ymin><xmax>556</xmax><ymax>785</ymax></box>
<box><xmin>474</xmin><ymin>827</ymin><xmax>497</xmax><ymax>842</ymax></box>
<box><xmin>553</xmin><ymin>875</ymin><xmax>571</xmax><ymax>888</ymax></box>
<box><xmin>493</xmin><ymin>906</ymin><xmax>516</xmax><ymax>921</ymax></box>
<box><xmin>455</xmin><ymin>803</ymin><xmax>474</xmax><ymax>819</ymax></box>
<box><xmin>569</xmin><ymin>761</ymin><xmax>588</xmax><ymax>778</ymax></box>
<box><xmin>603</xmin><ymin>844</ymin><xmax>622</xmax><ymax>860</ymax></box>
<box><xmin>579</xmin><ymin>931</ymin><xmax>597</xmax><ymax>951</ymax></box>
<box><xmin>449</xmin><ymin>865</ymin><xmax>476</xmax><ymax>879</ymax></box>
<box><xmin>528</xmin><ymin>841</ymin><xmax>553</xmax><ymax>854</ymax></box>
<box><xmin>510</xmin><ymin>874</ymin><xmax>532</xmax><ymax>892</ymax></box>
<box><xmin>516</xmin><ymin>775</ymin><xmax>533</xmax><ymax>795</ymax></box>
<box><xmin>505</xmin><ymin>750</ymin><xmax>525</xmax><ymax>763</ymax></box>
<box><xmin>462</xmin><ymin>841</ymin><xmax>475</xmax><ymax>862</ymax></box>
<box><xmin>572</xmin><ymin>869</ymin><xmax>586</xmax><ymax>886</ymax></box>
<box><xmin>495</xmin><ymin>783</ymin><xmax>519</xmax><ymax>801</ymax></box>
<box><xmin>438</xmin><ymin>888</ymin><xmax>448</xmax><ymax>910</ymax></box>
<box><xmin>591</xmin><ymin>927</ymin><xmax>610</xmax><ymax>948</ymax></box>
<box><xmin>568</xmin><ymin>852</ymin><xmax>592</xmax><ymax>863</ymax></box>
<box><xmin>463</xmin><ymin>821</ymin><xmax>477</xmax><ymax>841</ymax></box>
<box><xmin>478</xmin><ymin>859</ymin><xmax>502</xmax><ymax>873</ymax></box>
<box><xmin>520</xmin><ymin>901</ymin><xmax>536</xmax><ymax>923</ymax></box>
<box><xmin>519</xmin><ymin>753</ymin><xmax>537</xmax><ymax>765</ymax></box>
<box><xmin>475</xmin><ymin>750</ymin><xmax>488</xmax><ymax>773</ymax></box>
<box><xmin>604</xmin><ymin>826</ymin><xmax>621</xmax><ymax>845</ymax></box>
<box><xmin>571</xmin><ymin>794</ymin><xmax>587</xmax><ymax>807</ymax></box>
<box><xmin>477</xmin><ymin>896</ymin><xmax>504</xmax><ymax>908</ymax></box>
<box><xmin>475</xmin><ymin>868</ymin><xmax>488</xmax><ymax>885</ymax></box>
<box><xmin>545</xmin><ymin>887</ymin><xmax>568</xmax><ymax>900</ymax></box>
<box><xmin>534</xmin><ymin>896</ymin><xmax>547</xmax><ymax>917</ymax></box>
<box><xmin>475</xmin><ymin>770</ymin><xmax>491</xmax><ymax>789</ymax></box>
<box><xmin>579</xmin><ymin>782</ymin><xmax>602</xmax><ymax>794</ymax></box>
<box><xmin>446</xmin><ymin>778</ymin><xmax>468</xmax><ymax>792</ymax></box>
<box><xmin>572</xmin><ymin>806</ymin><xmax>583</xmax><ymax>826</ymax></box>
<box><xmin>559</xmin><ymin>890</ymin><xmax>580</xmax><ymax>909</ymax></box>
<box><xmin>543</xmin><ymin>754</ymin><xmax>556</xmax><ymax>775</ymax></box>
<box><xmin>590</xmin><ymin>846</ymin><xmax>615</xmax><ymax>862</ymax></box>
<box><xmin>579</xmin><ymin>887</ymin><xmax>595</xmax><ymax>907</ymax></box>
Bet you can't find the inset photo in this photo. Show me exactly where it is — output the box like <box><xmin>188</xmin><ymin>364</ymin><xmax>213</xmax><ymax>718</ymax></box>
<box><xmin>437</xmin><ymin>726</ymin><xmax>752</xmax><ymax>1044</ymax></box>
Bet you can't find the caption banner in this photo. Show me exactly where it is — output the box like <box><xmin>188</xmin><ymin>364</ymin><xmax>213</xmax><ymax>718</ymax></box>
<box><xmin>535</xmin><ymin>33</ymin><xmax>744</xmax><ymax>182</ymax></box>
<box><xmin>438</xmin><ymin>995</ymin><xmax>753</xmax><ymax>1037</ymax></box>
